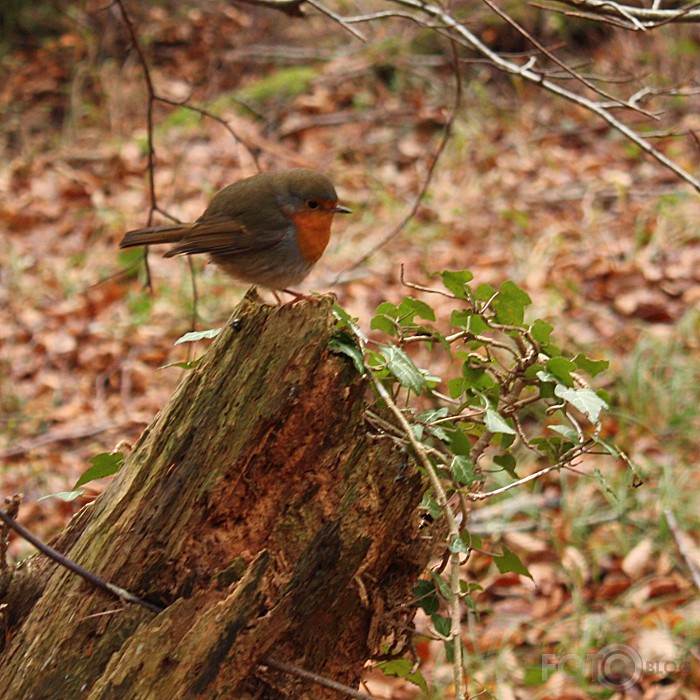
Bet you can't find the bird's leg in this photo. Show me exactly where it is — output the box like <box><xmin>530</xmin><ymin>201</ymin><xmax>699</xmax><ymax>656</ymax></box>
<box><xmin>280</xmin><ymin>288</ymin><xmax>311</xmax><ymax>304</ymax></box>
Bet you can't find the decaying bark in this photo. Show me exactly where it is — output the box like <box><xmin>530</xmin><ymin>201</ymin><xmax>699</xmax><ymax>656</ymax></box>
<box><xmin>0</xmin><ymin>292</ymin><xmax>431</xmax><ymax>699</ymax></box>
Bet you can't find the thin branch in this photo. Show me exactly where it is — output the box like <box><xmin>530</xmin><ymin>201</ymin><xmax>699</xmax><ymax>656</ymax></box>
<box><xmin>333</xmin><ymin>38</ymin><xmax>463</xmax><ymax>281</ymax></box>
<box><xmin>305</xmin><ymin>0</ymin><xmax>368</xmax><ymax>41</ymax></box>
<box><xmin>262</xmin><ymin>656</ymin><xmax>381</xmax><ymax>700</ymax></box>
<box><xmin>389</xmin><ymin>0</ymin><xmax>700</xmax><ymax>193</ymax></box>
<box><xmin>664</xmin><ymin>507</ymin><xmax>700</xmax><ymax>592</ymax></box>
<box><xmin>0</xmin><ymin>503</ymin><xmax>162</xmax><ymax>614</ymax></box>
<box><xmin>481</xmin><ymin>0</ymin><xmax>656</xmax><ymax>118</ymax></box>
<box><xmin>544</xmin><ymin>0</ymin><xmax>700</xmax><ymax>28</ymax></box>
<box><xmin>0</xmin><ymin>422</ymin><xmax>121</xmax><ymax>460</ymax></box>
<box><xmin>470</xmin><ymin>445</ymin><xmax>590</xmax><ymax>500</ymax></box>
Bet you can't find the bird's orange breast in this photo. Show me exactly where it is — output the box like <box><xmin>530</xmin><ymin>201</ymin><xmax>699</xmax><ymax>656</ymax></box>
<box><xmin>290</xmin><ymin>209</ymin><xmax>335</xmax><ymax>264</ymax></box>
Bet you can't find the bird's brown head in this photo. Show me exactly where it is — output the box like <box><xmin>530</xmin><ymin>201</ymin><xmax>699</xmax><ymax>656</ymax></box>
<box><xmin>274</xmin><ymin>169</ymin><xmax>351</xmax><ymax>264</ymax></box>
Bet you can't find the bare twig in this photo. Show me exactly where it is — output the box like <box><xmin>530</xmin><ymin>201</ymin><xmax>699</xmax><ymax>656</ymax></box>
<box><xmin>385</xmin><ymin>0</ymin><xmax>700</xmax><ymax>193</ymax></box>
<box><xmin>0</xmin><ymin>503</ymin><xmax>162</xmax><ymax>614</ymax></box>
<box><xmin>262</xmin><ymin>656</ymin><xmax>381</xmax><ymax>700</ymax></box>
<box><xmin>664</xmin><ymin>507</ymin><xmax>700</xmax><ymax>592</ymax></box>
<box><xmin>481</xmin><ymin>0</ymin><xmax>655</xmax><ymax>117</ymax></box>
<box><xmin>0</xmin><ymin>422</ymin><xmax>121</xmax><ymax>460</ymax></box>
<box><xmin>305</xmin><ymin>0</ymin><xmax>368</xmax><ymax>40</ymax></box>
<box><xmin>334</xmin><ymin>39</ymin><xmax>463</xmax><ymax>281</ymax></box>
<box><xmin>544</xmin><ymin>0</ymin><xmax>700</xmax><ymax>29</ymax></box>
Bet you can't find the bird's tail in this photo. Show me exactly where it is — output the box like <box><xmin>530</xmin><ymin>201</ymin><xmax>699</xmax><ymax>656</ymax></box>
<box><xmin>119</xmin><ymin>224</ymin><xmax>190</xmax><ymax>249</ymax></box>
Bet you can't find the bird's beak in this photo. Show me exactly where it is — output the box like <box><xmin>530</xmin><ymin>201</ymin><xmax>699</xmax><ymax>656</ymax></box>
<box><xmin>334</xmin><ymin>204</ymin><xmax>352</xmax><ymax>214</ymax></box>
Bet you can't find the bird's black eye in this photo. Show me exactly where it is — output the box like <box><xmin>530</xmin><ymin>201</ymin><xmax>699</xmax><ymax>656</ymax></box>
<box><xmin>307</xmin><ymin>200</ymin><xmax>319</xmax><ymax>209</ymax></box>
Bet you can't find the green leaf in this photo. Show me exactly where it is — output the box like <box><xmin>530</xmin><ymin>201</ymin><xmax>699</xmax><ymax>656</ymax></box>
<box><xmin>331</xmin><ymin>303</ymin><xmax>358</xmax><ymax>333</ymax></box>
<box><xmin>159</xmin><ymin>358</ymin><xmax>203</xmax><ymax>371</ymax></box>
<box><xmin>419</xmin><ymin>407</ymin><xmax>449</xmax><ymax>423</ymax></box>
<box><xmin>174</xmin><ymin>328</ymin><xmax>222</xmax><ymax>345</ymax></box>
<box><xmin>451</xmin><ymin>455</ymin><xmax>479</xmax><ymax>486</ymax></box>
<box><xmin>376</xmin><ymin>659</ymin><xmax>429</xmax><ymax>693</ymax></box>
<box><xmin>475</xmin><ymin>282</ymin><xmax>496</xmax><ymax>301</ymax></box>
<box><xmin>554</xmin><ymin>385</ymin><xmax>608</xmax><ymax>423</ymax></box>
<box><xmin>381</xmin><ymin>344</ymin><xmax>425</xmax><ymax>394</ymax></box>
<box><xmin>451</xmin><ymin>309</ymin><xmax>490</xmax><ymax>334</ymax></box>
<box><xmin>420</xmin><ymin>492</ymin><xmax>442</xmax><ymax>520</ymax></box>
<box><xmin>447</xmin><ymin>376</ymin><xmax>466</xmax><ymax>399</ymax></box>
<box><xmin>446</xmin><ymin>426</ymin><xmax>473</xmax><ymax>456</ymax></box>
<box><xmin>548</xmin><ymin>424</ymin><xmax>579</xmax><ymax>441</ymax></box>
<box><xmin>531</xmin><ymin>319</ymin><xmax>553</xmax><ymax>344</ymax></box>
<box><xmin>494</xmin><ymin>545</ymin><xmax>533</xmax><ymax>579</ymax></box>
<box><xmin>484</xmin><ymin>407</ymin><xmax>516</xmax><ymax>435</ymax></box>
<box><xmin>546</xmin><ymin>357</ymin><xmax>576</xmax><ymax>386</ymax></box>
<box><xmin>461</xmin><ymin>530</ymin><xmax>482</xmax><ymax>551</ymax></box>
<box><xmin>449</xmin><ymin>534</ymin><xmax>469</xmax><ymax>554</ymax></box>
<box><xmin>369</xmin><ymin>315</ymin><xmax>395</xmax><ymax>335</ymax></box>
<box><xmin>328</xmin><ymin>333</ymin><xmax>365</xmax><ymax>374</ymax></box>
<box><xmin>430</xmin><ymin>569</ymin><xmax>454</xmax><ymax>601</ymax></box>
<box><xmin>440</xmin><ymin>270</ymin><xmax>473</xmax><ymax>299</ymax></box>
<box><xmin>573</xmin><ymin>353</ymin><xmax>609</xmax><ymax>377</ymax></box>
<box><xmin>398</xmin><ymin>296</ymin><xmax>436</xmax><ymax>323</ymax></box>
<box><xmin>38</xmin><ymin>490</ymin><xmax>84</xmax><ymax>503</ymax></box>
<box><xmin>587</xmin><ymin>432</ymin><xmax>620</xmax><ymax>459</ymax></box>
<box><xmin>493</xmin><ymin>453</ymin><xmax>517</xmax><ymax>477</ymax></box>
<box><xmin>493</xmin><ymin>281</ymin><xmax>532</xmax><ymax>325</ymax></box>
<box><xmin>413</xmin><ymin>579</ymin><xmax>440</xmax><ymax>614</ymax></box>
<box><xmin>460</xmin><ymin>364</ymin><xmax>496</xmax><ymax>392</ymax></box>
<box><xmin>74</xmin><ymin>452</ymin><xmax>124</xmax><ymax>489</ymax></box>
<box><xmin>431</xmin><ymin>613</ymin><xmax>452</xmax><ymax>638</ymax></box>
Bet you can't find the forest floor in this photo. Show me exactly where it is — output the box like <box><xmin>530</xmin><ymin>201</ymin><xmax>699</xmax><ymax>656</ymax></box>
<box><xmin>1</xmin><ymin>2</ymin><xmax>699</xmax><ymax>698</ymax></box>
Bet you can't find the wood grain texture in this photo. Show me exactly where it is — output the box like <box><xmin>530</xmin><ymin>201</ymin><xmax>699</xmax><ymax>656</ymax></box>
<box><xmin>0</xmin><ymin>291</ymin><xmax>430</xmax><ymax>699</ymax></box>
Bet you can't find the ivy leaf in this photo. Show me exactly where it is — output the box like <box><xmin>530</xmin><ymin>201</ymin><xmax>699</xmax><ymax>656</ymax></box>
<box><xmin>574</xmin><ymin>353</ymin><xmax>609</xmax><ymax>377</ymax></box>
<box><xmin>546</xmin><ymin>357</ymin><xmax>576</xmax><ymax>386</ymax></box>
<box><xmin>493</xmin><ymin>453</ymin><xmax>517</xmax><ymax>477</ymax></box>
<box><xmin>328</xmin><ymin>333</ymin><xmax>365</xmax><ymax>374</ymax></box>
<box><xmin>451</xmin><ymin>455</ymin><xmax>479</xmax><ymax>486</ymax></box>
<box><xmin>431</xmin><ymin>613</ymin><xmax>452</xmax><ymax>638</ymax></box>
<box><xmin>370</xmin><ymin>302</ymin><xmax>398</xmax><ymax>335</ymax></box>
<box><xmin>398</xmin><ymin>296</ymin><xmax>436</xmax><ymax>323</ymax></box>
<box><xmin>376</xmin><ymin>658</ymin><xmax>429</xmax><ymax>693</ymax></box>
<box><xmin>450</xmin><ymin>309</ymin><xmax>489</xmax><ymax>335</ymax></box>
<box><xmin>331</xmin><ymin>303</ymin><xmax>359</xmax><ymax>333</ymax></box>
<box><xmin>430</xmin><ymin>569</ymin><xmax>454</xmax><ymax>602</ymax></box>
<box><xmin>441</xmin><ymin>270</ymin><xmax>473</xmax><ymax>299</ymax></box>
<box><xmin>494</xmin><ymin>545</ymin><xmax>533</xmax><ymax>579</ymax></box>
<box><xmin>475</xmin><ymin>282</ymin><xmax>496</xmax><ymax>301</ymax></box>
<box><xmin>413</xmin><ymin>579</ymin><xmax>440</xmax><ymax>614</ymax></box>
<box><xmin>159</xmin><ymin>358</ymin><xmax>203</xmax><ymax>371</ymax></box>
<box><xmin>446</xmin><ymin>426</ymin><xmax>473</xmax><ymax>457</ymax></box>
<box><xmin>420</xmin><ymin>492</ymin><xmax>442</xmax><ymax>520</ymax></box>
<box><xmin>531</xmin><ymin>319</ymin><xmax>553</xmax><ymax>344</ymax></box>
<box><xmin>174</xmin><ymin>328</ymin><xmax>222</xmax><ymax>345</ymax></box>
<box><xmin>554</xmin><ymin>385</ymin><xmax>608</xmax><ymax>423</ymax></box>
<box><xmin>548</xmin><ymin>424</ymin><xmax>579</xmax><ymax>441</ymax></box>
<box><xmin>38</xmin><ymin>490</ymin><xmax>84</xmax><ymax>503</ymax></box>
<box><xmin>484</xmin><ymin>407</ymin><xmax>516</xmax><ymax>435</ymax></box>
<box><xmin>74</xmin><ymin>452</ymin><xmax>124</xmax><ymax>489</ymax></box>
<box><xmin>381</xmin><ymin>344</ymin><xmax>426</xmax><ymax>394</ymax></box>
<box><xmin>493</xmin><ymin>281</ymin><xmax>531</xmax><ymax>325</ymax></box>
<box><xmin>449</xmin><ymin>534</ymin><xmax>469</xmax><ymax>554</ymax></box>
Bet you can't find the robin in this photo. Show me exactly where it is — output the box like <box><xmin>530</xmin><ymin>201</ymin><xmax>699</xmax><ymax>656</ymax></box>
<box><xmin>119</xmin><ymin>168</ymin><xmax>350</xmax><ymax>296</ymax></box>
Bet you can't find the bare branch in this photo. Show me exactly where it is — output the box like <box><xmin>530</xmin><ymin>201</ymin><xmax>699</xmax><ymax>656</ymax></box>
<box><xmin>542</xmin><ymin>0</ymin><xmax>700</xmax><ymax>29</ymax></box>
<box><xmin>0</xmin><ymin>502</ymin><xmax>162</xmax><ymax>614</ymax></box>
<box><xmin>387</xmin><ymin>0</ymin><xmax>700</xmax><ymax>192</ymax></box>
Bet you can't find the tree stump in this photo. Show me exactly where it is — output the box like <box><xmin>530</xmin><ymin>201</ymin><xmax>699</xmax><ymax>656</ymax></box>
<box><xmin>0</xmin><ymin>293</ymin><xmax>431</xmax><ymax>699</ymax></box>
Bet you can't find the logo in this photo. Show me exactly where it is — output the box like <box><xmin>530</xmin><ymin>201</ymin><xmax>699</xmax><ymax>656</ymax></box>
<box><xmin>589</xmin><ymin>644</ymin><xmax>642</xmax><ymax>690</ymax></box>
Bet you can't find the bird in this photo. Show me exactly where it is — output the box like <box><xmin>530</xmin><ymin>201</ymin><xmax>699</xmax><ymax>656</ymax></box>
<box><xmin>119</xmin><ymin>168</ymin><xmax>350</xmax><ymax>297</ymax></box>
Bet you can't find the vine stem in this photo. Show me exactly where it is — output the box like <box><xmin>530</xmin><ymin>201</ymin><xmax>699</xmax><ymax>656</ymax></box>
<box><xmin>367</xmin><ymin>373</ymin><xmax>466</xmax><ymax>698</ymax></box>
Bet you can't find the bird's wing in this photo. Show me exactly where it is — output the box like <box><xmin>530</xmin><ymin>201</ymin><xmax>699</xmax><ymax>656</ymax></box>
<box><xmin>163</xmin><ymin>216</ymin><xmax>284</xmax><ymax>258</ymax></box>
